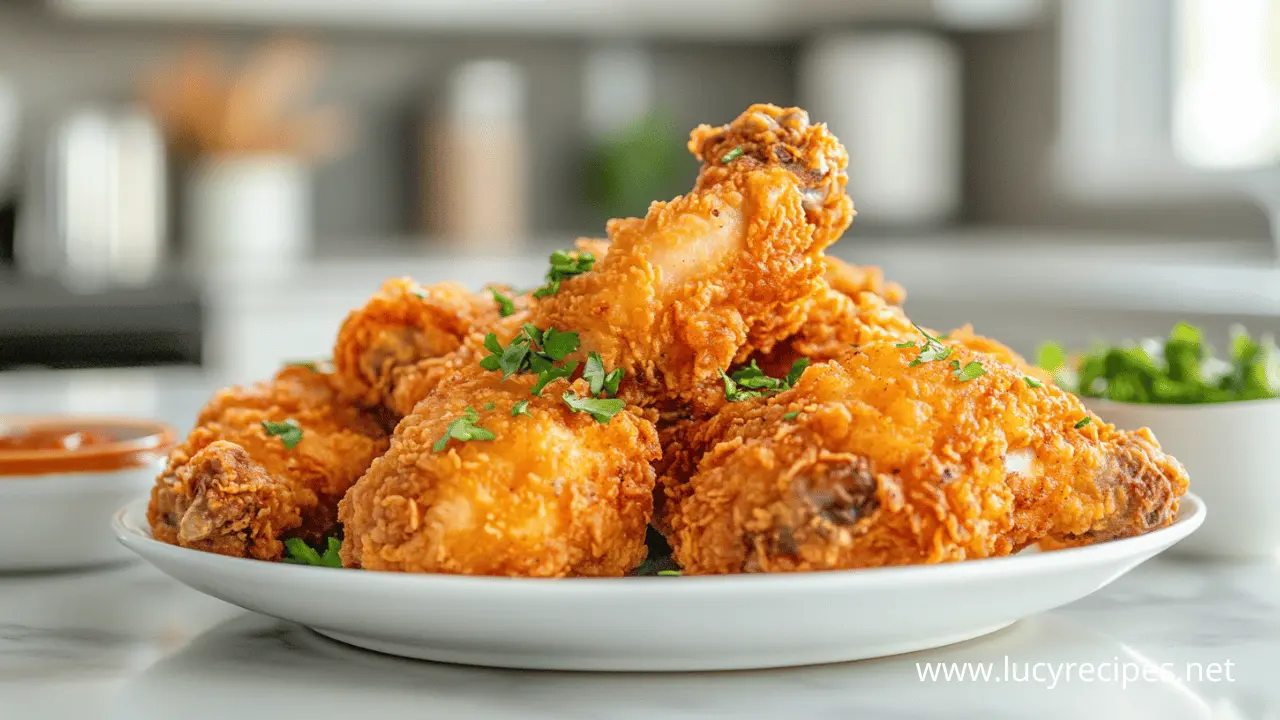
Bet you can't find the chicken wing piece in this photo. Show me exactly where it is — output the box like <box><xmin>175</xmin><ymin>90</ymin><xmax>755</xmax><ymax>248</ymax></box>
<box><xmin>534</xmin><ymin>104</ymin><xmax>853</xmax><ymax>415</ymax></box>
<box><xmin>339</xmin><ymin>365</ymin><xmax>659</xmax><ymax>576</ymax></box>
<box><xmin>661</xmin><ymin>342</ymin><xmax>1189</xmax><ymax>574</ymax></box>
<box><xmin>148</xmin><ymin>440</ymin><xmax>300</xmax><ymax>560</ymax></box>
<box><xmin>823</xmin><ymin>256</ymin><xmax>905</xmax><ymax>306</ymax></box>
<box><xmin>148</xmin><ymin>366</ymin><xmax>389</xmax><ymax>559</ymax></box>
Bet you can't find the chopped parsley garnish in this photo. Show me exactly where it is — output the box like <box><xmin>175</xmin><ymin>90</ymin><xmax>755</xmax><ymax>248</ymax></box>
<box><xmin>562</xmin><ymin>392</ymin><xmax>626</xmax><ymax>423</ymax></box>
<box><xmin>489</xmin><ymin>287</ymin><xmax>516</xmax><ymax>317</ymax></box>
<box><xmin>894</xmin><ymin>342</ymin><xmax>917</xmax><ymax>349</ymax></box>
<box><xmin>907</xmin><ymin>324</ymin><xmax>953</xmax><ymax>367</ymax></box>
<box><xmin>433</xmin><ymin>407</ymin><xmax>496</xmax><ymax>452</ymax></box>
<box><xmin>1039</xmin><ymin>323</ymin><xmax>1280</xmax><ymax>404</ymax></box>
<box><xmin>1023</xmin><ymin>376</ymin><xmax>1044</xmax><ymax>389</ymax></box>
<box><xmin>782</xmin><ymin>410</ymin><xmax>800</xmax><ymax>420</ymax></box>
<box><xmin>530</xmin><ymin>361</ymin><xmax>579</xmax><ymax>396</ymax></box>
<box><xmin>479</xmin><ymin>325</ymin><xmax>580</xmax><ymax>386</ymax></box>
<box><xmin>261</xmin><ymin>420</ymin><xmax>303</xmax><ymax>450</ymax></box>
<box><xmin>511</xmin><ymin>400</ymin><xmax>530</xmax><ymax>417</ymax></box>
<box><xmin>720</xmin><ymin>358</ymin><xmax>809</xmax><ymax>402</ymax></box>
<box><xmin>583</xmin><ymin>352</ymin><xmax>624</xmax><ymax>397</ymax></box>
<box><xmin>721</xmin><ymin>145</ymin><xmax>744</xmax><ymax>163</ymax></box>
<box><xmin>483</xmin><ymin>402</ymin><xmax>496</xmax><ymax>411</ymax></box>
<box><xmin>951</xmin><ymin>359</ymin><xmax>987</xmax><ymax>382</ymax></box>
<box><xmin>283</xmin><ymin>537</ymin><xmax>342</xmax><ymax>568</ymax></box>
<box><xmin>1074</xmin><ymin>417</ymin><xmax>1092</xmax><ymax>429</ymax></box>
<box><xmin>532</xmin><ymin>250</ymin><xmax>596</xmax><ymax>298</ymax></box>
<box><xmin>657</xmin><ymin>570</ymin><xmax>682</xmax><ymax>576</ymax></box>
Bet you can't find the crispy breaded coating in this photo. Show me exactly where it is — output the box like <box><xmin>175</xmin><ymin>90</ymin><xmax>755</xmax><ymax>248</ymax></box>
<box><xmin>148</xmin><ymin>440</ymin><xmax>300</xmax><ymax>561</ymax></box>
<box><xmin>148</xmin><ymin>367</ymin><xmax>388</xmax><ymax>559</ymax></box>
<box><xmin>339</xmin><ymin>366</ymin><xmax>659</xmax><ymax>576</ymax></box>
<box><xmin>534</xmin><ymin>105</ymin><xmax>852</xmax><ymax>416</ymax></box>
<box><xmin>661</xmin><ymin>343</ymin><xmax>1189</xmax><ymax>574</ymax></box>
<box><xmin>823</xmin><ymin>256</ymin><xmax>905</xmax><ymax>306</ymax></box>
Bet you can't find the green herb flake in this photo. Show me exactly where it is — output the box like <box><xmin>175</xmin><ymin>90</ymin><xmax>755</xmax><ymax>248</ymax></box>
<box><xmin>721</xmin><ymin>358</ymin><xmax>810</xmax><ymax>403</ymax></box>
<box><xmin>562</xmin><ymin>392</ymin><xmax>626</xmax><ymax>423</ymax></box>
<box><xmin>511</xmin><ymin>400</ymin><xmax>530</xmax><ymax>417</ymax></box>
<box><xmin>895</xmin><ymin>342</ymin><xmax>917</xmax><ymax>349</ymax></box>
<box><xmin>1074</xmin><ymin>417</ymin><xmax>1092</xmax><ymax>429</ymax></box>
<box><xmin>1023</xmin><ymin>376</ymin><xmax>1044</xmax><ymax>389</ymax></box>
<box><xmin>261</xmin><ymin>420</ymin><xmax>303</xmax><ymax>450</ymax></box>
<box><xmin>583</xmin><ymin>351</ymin><xmax>625</xmax><ymax>397</ymax></box>
<box><xmin>284</xmin><ymin>359</ymin><xmax>328</xmax><ymax>372</ymax></box>
<box><xmin>531</xmin><ymin>360</ymin><xmax>579</xmax><ymax>396</ymax></box>
<box><xmin>657</xmin><ymin>569</ymin><xmax>682</xmax><ymax>576</ymax></box>
<box><xmin>782</xmin><ymin>410</ymin><xmax>800</xmax><ymax>420</ymax></box>
<box><xmin>721</xmin><ymin>145</ymin><xmax>744</xmax><ymax>163</ymax></box>
<box><xmin>907</xmin><ymin>324</ymin><xmax>953</xmax><ymax>367</ymax></box>
<box><xmin>283</xmin><ymin>536</ymin><xmax>342</xmax><ymax>568</ymax></box>
<box><xmin>489</xmin><ymin>288</ymin><xmax>516</xmax><ymax>317</ymax></box>
<box><xmin>951</xmin><ymin>359</ymin><xmax>987</xmax><ymax>382</ymax></box>
<box><xmin>541</xmin><ymin>327</ymin><xmax>581</xmax><ymax>361</ymax></box>
<box><xmin>532</xmin><ymin>250</ymin><xmax>596</xmax><ymax>299</ymax></box>
<box><xmin>433</xmin><ymin>407</ymin><xmax>496</xmax><ymax>452</ymax></box>
<box><xmin>483</xmin><ymin>402</ymin><xmax>496</xmax><ymax>411</ymax></box>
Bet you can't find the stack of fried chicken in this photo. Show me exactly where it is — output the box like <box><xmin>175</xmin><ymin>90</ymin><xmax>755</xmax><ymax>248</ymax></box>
<box><xmin>148</xmin><ymin>104</ymin><xmax>1190</xmax><ymax>576</ymax></box>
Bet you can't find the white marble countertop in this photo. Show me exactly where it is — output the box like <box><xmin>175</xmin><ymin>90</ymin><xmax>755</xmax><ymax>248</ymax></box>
<box><xmin>2</xmin><ymin>370</ymin><xmax>1280</xmax><ymax>719</ymax></box>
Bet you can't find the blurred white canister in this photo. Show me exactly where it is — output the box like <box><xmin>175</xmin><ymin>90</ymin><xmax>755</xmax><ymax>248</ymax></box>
<box><xmin>186</xmin><ymin>156</ymin><xmax>309</xmax><ymax>276</ymax></box>
<box><xmin>800</xmin><ymin>32</ymin><xmax>962</xmax><ymax>228</ymax></box>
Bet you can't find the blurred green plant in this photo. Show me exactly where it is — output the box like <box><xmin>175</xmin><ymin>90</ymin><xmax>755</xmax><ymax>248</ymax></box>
<box><xmin>1038</xmin><ymin>323</ymin><xmax>1280</xmax><ymax>404</ymax></box>
<box><xmin>581</xmin><ymin>110</ymin><xmax>692</xmax><ymax>223</ymax></box>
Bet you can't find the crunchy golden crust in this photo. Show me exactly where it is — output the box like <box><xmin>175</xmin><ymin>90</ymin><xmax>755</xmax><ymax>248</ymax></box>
<box><xmin>148</xmin><ymin>441</ymin><xmax>300</xmax><ymax>561</ymax></box>
<box><xmin>147</xmin><ymin>367</ymin><xmax>389</xmax><ymax>559</ymax></box>
<box><xmin>339</xmin><ymin>366</ymin><xmax>660</xmax><ymax>576</ymax></box>
<box><xmin>661</xmin><ymin>343</ymin><xmax>1189</xmax><ymax>574</ymax></box>
<box><xmin>823</xmin><ymin>256</ymin><xmax>905</xmax><ymax>306</ymax></box>
<box><xmin>332</xmin><ymin>278</ymin><xmax>487</xmax><ymax>415</ymax></box>
<box><xmin>535</xmin><ymin>108</ymin><xmax>851</xmax><ymax>416</ymax></box>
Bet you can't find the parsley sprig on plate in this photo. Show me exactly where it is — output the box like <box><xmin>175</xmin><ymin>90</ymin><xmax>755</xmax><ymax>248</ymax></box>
<box><xmin>488</xmin><ymin>287</ymin><xmax>516</xmax><ymax>317</ymax></box>
<box><xmin>532</xmin><ymin>250</ymin><xmax>595</xmax><ymax>299</ymax></box>
<box><xmin>720</xmin><ymin>358</ymin><xmax>809</xmax><ymax>402</ymax></box>
<box><xmin>283</xmin><ymin>537</ymin><xmax>343</xmax><ymax>567</ymax></box>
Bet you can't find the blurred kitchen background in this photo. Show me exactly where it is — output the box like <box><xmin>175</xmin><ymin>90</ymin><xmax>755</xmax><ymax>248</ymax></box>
<box><xmin>1</xmin><ymin>0</ymin><xmax>1278</xmax><ymax>386</ymax></box>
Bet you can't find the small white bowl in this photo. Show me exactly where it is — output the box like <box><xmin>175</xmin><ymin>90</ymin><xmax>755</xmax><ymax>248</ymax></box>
<box><xmin>1088</xmin><ymin>397</ymin><xmax>1280</xmax><ymax>560</ymax></box>
<box><xmin>0</xmin><ymin>416</ymin><xmax>174</xmax><ymax>572</ymax></box>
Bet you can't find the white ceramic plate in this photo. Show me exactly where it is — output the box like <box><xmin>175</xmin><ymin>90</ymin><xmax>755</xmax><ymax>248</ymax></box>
<box><xmin>113</xmin><ymin>493</ymin><xmax>1205</xmax><ymax>672</ymax></box>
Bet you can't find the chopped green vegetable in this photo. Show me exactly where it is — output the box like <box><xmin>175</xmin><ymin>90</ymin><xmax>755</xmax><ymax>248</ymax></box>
<box><xmin>433</xmin><ymin>407</ymin><xmax>496</xmax><ymax>452</ymax></box>
<box><xmin>261</xmin><ymin>420</ymin><xmax>303</xmax><ymax>450</ymax></box>
<box><xmin>283</xmin><ymin>537</ymin><xmax>343</xmax><ymax>568</ymax></box>
<box><xmin>483</xmin><ymin>402</ymin><xmax>496</xmax><ymax>411</ymax></box>
<box><xmin>1074</xmin><ymin>417</ymin><xmax>1092</xmax><ymax>429</ymax></box>
<box><xmin>895</xmin><ymin>342</ymin><xmax>917</xmax><ymax>349</ymax></box>
<box><xmin>532</xmin><ymin>250</ymin><xmax>596</xmax><ymax>298</ymax></box>
<box><xmin>1023</xmin><ymin>376</ymin><xmax>1044</xmax><ymax>389</ymax></box>
<box><xmin>657</xmin><ymin>570</ymin><xmax>682</xmax><ymax>576</ymax></box>
<box><xmin>951</xmin><ymin>359</ymin><xmax>987</xmax><ymax>382</ymax></box>
<box><xmin>720</xmin><ymin>145</ymin><xmax>744</xmax><ymax>163</ymax></box>
<box><xmin>782</xmin><ymin>410</ymin><xmax>800</xmax><ymax>420</ymax></box>
<box><xmin>540</xmin><ymin>327</ymin><xmax>580</xmax><ymax>361</ymax></box>
<box><xmin>1042</xmin><ymin>323</ymin><xmax>1280</xmax><ymax>405</ymax></box>
<box><xmin>562</xmin><ymin>392</ymin><xmax>626</xmax><ymax>423</ymax></box>
<box><xmin>907</xmin><ymin>324</ymin><xmax>953</xmax><ymax>367</ymax></box>
<box><xmin>530</xmin><ymin>360</ymin><xmax>578</xmax><ymax>396</ymax></box>
<box><xmin>489</xmin><ymin>288</ymin><xmax>516</xmax><ymax>317</ymax></box>
<box><xmin>583</xmin><ymin>351</ymin><xmax>624</xmax><ymax>397</ymax></box>
<box><xmin>511</xmin><ymin>400</ymin><xmax>530</xmax><ymax>417</ymax></box>
<box><xmin>720</xmin><ymin>358</ymin><xmax>809</xmax><ymax>402</ymax></box>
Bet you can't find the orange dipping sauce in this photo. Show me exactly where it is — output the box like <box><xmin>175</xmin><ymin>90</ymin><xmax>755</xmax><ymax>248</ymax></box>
<box><xmin>0</xmin><ymin>417</ymin><xmax>176</xmax><ymax>477</ymax></box>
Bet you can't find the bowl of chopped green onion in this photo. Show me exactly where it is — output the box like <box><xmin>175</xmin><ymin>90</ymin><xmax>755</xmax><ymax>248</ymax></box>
<box><xmin>1038</xmin><ymin>323</ymin><xmax>1280</xmax><ymax>559</ymax></box>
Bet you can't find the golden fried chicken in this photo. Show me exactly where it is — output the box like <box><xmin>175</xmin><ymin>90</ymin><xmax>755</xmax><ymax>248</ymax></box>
<box><xmin>823</xmin><ymin>256</ymin><xmax>906</xmax><ymax>306</ymax></box>
<box><xmin>148</xmin><ymin>366</ymin><xmax>388</xmax><ymax>559</ymax></box>
<box><xmin>339</xmin><ymin>366</ymin><xmax>659</xmax><ymax>576</ymax></box>
<box><xmin>534</xmin><ymin>104</ymin><xmax>853</xmax><ymax>415</ymax></box>
<box><xmin>661</xmin><ymin>342</ymin><xmax>1189</xmax><ymax>574</ymax></box>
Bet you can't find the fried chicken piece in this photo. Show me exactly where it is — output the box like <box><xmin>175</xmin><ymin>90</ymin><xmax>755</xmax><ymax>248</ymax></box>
<box><xmin>661</xmin><ymin>342</ymin><xmax>1189</xmax><ymax>574</ymax></box>
<box><xmin>331</xmin><ymin>278</ymin><xmax>488</xmax><ymax>417</ymax></box>
<box><xmin>339</xmin><ymin>366</ymin><xmax>659</xmax><ymax>576</ymax></box>
<box><xmin>149</xmin><ymin>441</ymin><xmax>300</xmax><ymax>560</ymax></box>
<box><xmin>823</xmin><ymin>256</ymin><xmax>905</xmax><ymax>306</ymax></box>
<box><xmin>534</xmin><ymin>105</ymin><xmax>852</xmax><ymax>415</ymax></box>
<box><xmin>148</xmin><ymin>366</ymin><xmax>389</xmax><ymax>559</ymax></box>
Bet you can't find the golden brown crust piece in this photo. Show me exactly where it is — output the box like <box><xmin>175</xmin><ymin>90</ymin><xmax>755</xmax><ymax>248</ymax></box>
<box><xmin>661</xmin><ymin>343</ymin><xmax>1188</xmax><ymax>574</ymax></box>
<box><xmin>339</xmin><ymin>366</ymin><xmax>659</xmax><ymax>576</ymax></box>
<box><xmin>147</xmin><ymin>367</ymin><xmax>389</xmax><ymax>559</ymax></box>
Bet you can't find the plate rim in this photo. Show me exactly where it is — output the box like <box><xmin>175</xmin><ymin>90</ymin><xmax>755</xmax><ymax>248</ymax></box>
<box><xmin>112</xmin><ymin>492</ymin><xmax>1205</xmax><ymax>594</ymax></box>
